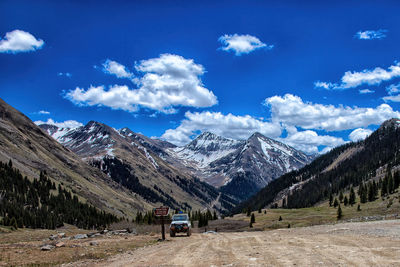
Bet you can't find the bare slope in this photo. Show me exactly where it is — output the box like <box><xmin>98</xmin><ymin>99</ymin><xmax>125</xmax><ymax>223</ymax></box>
<box><xmin>39</xmin><ymin>121</ymin><xmax>236</xmax><ymax>212</ymax></box>
<box><xmin>0</xmin><ymin>97</ymin><xmax>152</xmax><ymax>218</ymax></box>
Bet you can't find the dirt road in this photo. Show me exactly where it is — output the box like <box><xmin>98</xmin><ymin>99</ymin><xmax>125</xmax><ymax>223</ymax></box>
<box><xmin>75</xmin><ymin>220</ymin><xmax>400</xmax><ymax>266</ymax></box>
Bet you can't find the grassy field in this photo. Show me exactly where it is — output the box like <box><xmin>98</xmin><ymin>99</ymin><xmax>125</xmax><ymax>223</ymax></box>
<box><xmin>232</xmin><ymin>191</ymin><xmax>400</xmax><ymax>230</ymax></box>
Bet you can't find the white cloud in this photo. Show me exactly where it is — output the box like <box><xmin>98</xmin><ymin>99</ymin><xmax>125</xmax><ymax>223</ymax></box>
<box><xmin>38</xmin><ymin>110</ymin><xmax>50</xmax><ymax>115</ymax></box>
<box><xmin>58</xmin><ymin>72</ymin><xmax>72</xmax><ymax>77</ymax></box>
<box><xmin>34</xmin><ymin>118</ymin><xmax>83</xmax><ymax>129</ymax></box>
<box><xmin>66</xmin><ymin>54</ymin><xmax>217</xmax><ymax>113</ymax></box>
<box><xmin>218</xmin><ymin>34</ymin><xmax>272</xmax><ymax>56</ymax></box>
<box><xmin>264</xmin><ymin>94</ymin><xmax>400</xmax><ymax>131</ymax></box>
<box><xmin>359</xmin><ymin>89</ymin><xmax>375</xmax><ymax>94</ymax></box>
<box><xmin>386</xmin><ymin>83</ymin><xmax>400</xmax><ymax>95</ymax></box>
<box><xmin>0</xmin><ymin>29</ymin><xmax>44</xmax><ymax>53</ymax></box>
<box><xmin>382</xmin><ymin>83</ymin><xmax>400</xmax><ymax>102</ymax></box>
<box><xmin>161</xmin><ymin>110</ymin><xmax>344</xmax><ymax>154</ymax></box>
<box><xmin>355</xmin><ymin>29</ymin><xmax>387</xmax><ymax>40</ymax></box>
<box><xmin>341</xmin><ymin>64</ymin><xmax>400</xmax><ymax>88</ymax></box>
<box><xmin>349</xmin><ymin>128</ymin><xmax>373</xmax><ymax>142</ymax></box>
<box><xmin>383</xmin><ymin>94</ymin><xmax>400</xmax><ymax>102</ymax></box>
<box><xmin>279</xmin><ymin>127</ymin><xmax>345</xmax><ymax>154</ymax></box>
<box><xmin>315</xmin><ymin>63</ymin><xmax>400</xmax><ymax>90</ymax></box>
<box><xmin>314</xmin><ymin>81</ymin><xmax>338</xmax><ymax>90</ymax></box>
<box><xmin>102</xmin><ymin>59</ymin><xmax>133</xmax><ymax>78</ymax></box>
<box><xmin>161</xmin><ymin>111</ymin><xmax>282</xmax><ymax>146</ymax></box>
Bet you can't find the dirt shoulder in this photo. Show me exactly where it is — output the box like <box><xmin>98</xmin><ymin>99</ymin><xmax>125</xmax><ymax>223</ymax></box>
<box><xmin>0</xmin><ymin>226</ymin><xmax>156</xmax><ymax>266</ymax></box>
<box><xmin>75</xmin><ymin>219</ymin><xmax>400</xmax><ymax>267</ymax></box>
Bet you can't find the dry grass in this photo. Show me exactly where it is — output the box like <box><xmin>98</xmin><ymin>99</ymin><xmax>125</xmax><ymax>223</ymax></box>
<box><xmin>0</xmin><ymin>224</ymin><xmax>156</xmax><ymax>267</ymax></box>
<box><xmin>232</xmin><ymin>192</ymin><xmax>400</xmax><ymax>231</ymax></box>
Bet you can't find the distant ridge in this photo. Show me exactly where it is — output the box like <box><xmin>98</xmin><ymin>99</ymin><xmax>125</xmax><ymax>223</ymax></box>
<box><xmin>233</xmin><ymin>118</ymin><xmax>400</xmax><ymax>213</ymax></box>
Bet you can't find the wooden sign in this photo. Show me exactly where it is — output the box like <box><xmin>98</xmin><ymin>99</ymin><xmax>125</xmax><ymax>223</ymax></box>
<box><xmin>154</xmin><ymin>206</ymin><xmax>169</xmax><ymax>216</ymax></box>
<box><xmin>153</xmin><ymin>207</ymin><xmax>170</xmax><ymax>240</ymax></box>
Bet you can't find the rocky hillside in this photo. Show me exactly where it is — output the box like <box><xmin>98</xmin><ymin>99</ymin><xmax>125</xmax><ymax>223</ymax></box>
<box><xmin>166</xmin><ymin>132</ymin><xmax>313</xmax><ymax>200</ymax></box>
<box><xmin>233</xmin><ymin>118</ymin><xmax>400</xmax><ymax>213</ymax></box>
<box><xmin>39</xmin><ymin>109</ymin><xmax>312</xmax><ymax>204</ymax></box>
<box><xmin>40</xmin><ymin>121</ymin><xmax>237</xmax><ymax>212</ymax></box>
<box><xmin>0</xmin><ymin>98</ymin><xmax>153</xmax><ymax>218</ymax></box>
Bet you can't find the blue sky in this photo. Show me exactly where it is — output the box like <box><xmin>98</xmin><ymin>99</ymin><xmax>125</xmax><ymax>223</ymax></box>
<box><xmin>2</xmin><ymin>0</ymin><xmax>400</xmax><ymax>154</ymax></box>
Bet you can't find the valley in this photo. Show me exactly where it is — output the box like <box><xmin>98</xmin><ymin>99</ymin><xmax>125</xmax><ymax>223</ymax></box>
<box><xmin>3</xmin><ymin>2</ymin><xmax>400</xmax><ymax>266</ymax></box>
<box><xmin>2</xmin><ymin>97</ymin><xmax>400</xmax><ymax>266</ymax></box>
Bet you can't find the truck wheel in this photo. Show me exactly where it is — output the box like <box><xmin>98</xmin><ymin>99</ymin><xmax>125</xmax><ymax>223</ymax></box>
<box><xmin>187</xmin><ymin>229</ymin><xmax>191</xmax><ymax>236</ymax></box>
<box><xmin>170</xmin><ymin>230</ymin><xmax>175</xmax><ymax>237</ymax></box>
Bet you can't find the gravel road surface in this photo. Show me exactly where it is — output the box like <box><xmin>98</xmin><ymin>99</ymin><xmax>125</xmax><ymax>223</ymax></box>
<box><xmin>70</xmin><ymin>220</ymin><xmax>400</xmax><ymax>267</ymax></box>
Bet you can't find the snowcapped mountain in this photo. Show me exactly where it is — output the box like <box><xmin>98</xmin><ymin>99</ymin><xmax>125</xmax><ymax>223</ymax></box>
<box><xmin>40</xmin><ymin>120</ymin><xmax>312</xmax><ymax>202</ymax></box>
<box><xmin>38</xmin><ymin>121</ymin><xmax>237</xmax><ymax>212</ymax></box>
<box><xmin>212</xmin><ymin>133</ymin><xmax>313</xmax><ymax>199</ymax></box>
<box><xmin>166</xmin><ymin>132</ymin><xmax>313</xmax><ymax>200</ymax></box>
<box><xmin>45</xmin><ymin>121</ymin><xmax>117</xmax><ymax>158</ymax></box>
<box><xmin>168</xmin><ymin>132</ymin><xmax>244</xmax><ymax>168</ymax></box>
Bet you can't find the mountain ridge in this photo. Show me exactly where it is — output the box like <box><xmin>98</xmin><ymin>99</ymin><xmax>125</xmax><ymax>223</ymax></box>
<box><xmin>39</xmin><ymin>120</ymin><xmax>237</xmax><ymax>212</ymax></box>
<box><xmin>233</xmin><ymin>117</ymin><xmax>400</xmax><ymax>213</ymax></box>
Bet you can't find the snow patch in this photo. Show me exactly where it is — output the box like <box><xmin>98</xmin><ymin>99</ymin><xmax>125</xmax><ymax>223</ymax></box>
<box><xmin>131</xmin><ymin>142</ymin><xmax>159</xmax><ymax>169</ymax></box>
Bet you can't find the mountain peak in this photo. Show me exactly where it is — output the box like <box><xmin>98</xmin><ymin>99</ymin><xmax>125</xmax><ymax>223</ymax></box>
<box><xmin>186</xmin><ymin>131</ymin><xmax>239</xmax><ymax>150</ymax></box>
<box><xmin>197</xmin><ymin>131</ymin><xmax>218</xmax><ymax>140</ymax></box>
<box><xmin>249</xmin><ymin>132</ymin><xmax>266</xmax><ymax>140</ymax></box>
<box><xmin>86</xmin><ymin>120</ymin><xmax>103</xmax><ymax>128</ymax></box>
<box><xmin>380</xmin><ymin>118</ymin><xmax>400</xmax><ymax>129</ymax></box>
<box><xmin>119</xmin><ymin>127</ymin><xmax>135</xmax><ymax>136</ymax></box>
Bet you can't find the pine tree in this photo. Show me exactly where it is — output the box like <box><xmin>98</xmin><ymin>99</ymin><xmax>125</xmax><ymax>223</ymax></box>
<box><xmin>213</xmin><ymin>210</ymin><xmax>217</xmax><ymax>220</ymax></box>
<box><xmin>367</xmin><ymin>182</ymin><xmax>375</xmax><ymax>202</ymax></box>
<box><xmin>394</xmin><ymin>171</ymin><xmax>400</xmax><ymax>190</ymax></box>
<box><xmin>337</xmin><ymin>205</ymin><xmax>342</xmax><ymax>220</ymax></box>
<box><xmin>388</xmin><ymin>172</ymin><xmax>394</xmax><ymax>194</ymax></box>
<box><xmin>344</xmin><ymin>196</ymin><xmax>348</xmax><ymax>206</ymax></box>
<box><xmin>278</xmin><ymin>216</ymin><xmax>282</xmax><ymax>221</ymax></box>
<box><xmin>382</xmin><ymin>175</ymin><xmax>388</xmax><ymax>196</ymax></box>
<box><xmin>246</xmin><ymin>208</ymin><xmax>251</xmax><ymax>217</ymax></box>
<box><xmin>258</xmin><ymin>207</ymin><xmax>262</xmax><ymax>213</ymax></box>
<box><xmin>198</xmin><ymin>214</ymin><xmax>203</xmax><ymax>228</ymax></box>
<box><xmin>333</xmin><ymin>198</ymin><xmax>339</xmax><ymax>208</ymax></box>
<box><xmin>339</xmin><ymin>191</ymin><xmax>344</xmax><ymax>203</ymax></box>
<box><xmin>10</xmin><ymin>217</ymin><xmax>18</xmax><ymax>230</ymax></box>
<box><xmin>250</xmin><ymin>213</ymin><xmax>255</xmax><ymax>224</ymax></box>
<box><xmin>357</xmin><ymin>204</ymin><xmax>361</xmax><ymax>211</ymax></box>
<box><xmin>360</xmin><ymin>183</ymin><xmax>367</xmax><ymax>203</ymax></box>
<box><xmin>358</xmin><ymin>183</ymin><xmax>363</xmax><ymax>196</ymax></box>
<box><xmin>349</xmin><ymin>187</ymin><xmax>356</xmax><ymax>206</ymax></box>
<box><xmin>329</xmin><ymin>193</ymin><xmax>333</xmax><ymax>207</ymax></box>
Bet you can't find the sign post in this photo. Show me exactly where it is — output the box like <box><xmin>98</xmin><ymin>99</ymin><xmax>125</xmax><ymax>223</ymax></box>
<box><xmin>154</xmin><ymin>206</ymin><xmax>170</xmax><ymax>240</ymax></box>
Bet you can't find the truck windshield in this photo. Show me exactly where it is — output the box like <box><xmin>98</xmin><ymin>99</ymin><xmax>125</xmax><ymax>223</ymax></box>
<box><xmin>172</xmin><ymin>215</ymin><xmax>188</xmax><ymax>221</ymax></box>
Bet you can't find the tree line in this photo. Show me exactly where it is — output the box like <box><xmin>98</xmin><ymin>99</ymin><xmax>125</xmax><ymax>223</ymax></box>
<box><xmin>0</xmin><ymin>160</ymin><xmax>119</xmax><ymax>230</ymax></box>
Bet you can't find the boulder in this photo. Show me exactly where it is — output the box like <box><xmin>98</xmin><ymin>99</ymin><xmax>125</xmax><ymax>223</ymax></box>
<box><xmin>41</xmin><ymin>245</ymin><xmax>55</xmax><ymax>251</ymax></box>
<box><xmin>55</xmin><ymin>241</ymin><xmax>65</xmax><ymax>248</ymax></box>
<box><xmin>73</xmin><ymin>234</ymin><xmax>88</xmax><ymax>239</ymax></box>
